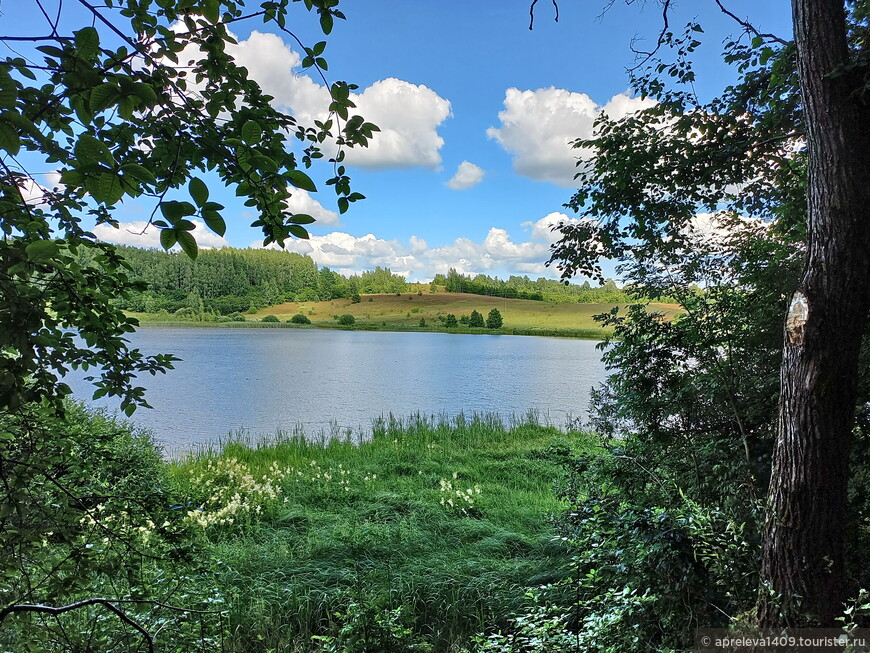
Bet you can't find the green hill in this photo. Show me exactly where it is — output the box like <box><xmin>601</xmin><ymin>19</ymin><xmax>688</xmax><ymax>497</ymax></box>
<box><xmin>245</xmin><ymin>291</ymin><xmax>681</xmax><ymax>338</ymax></box>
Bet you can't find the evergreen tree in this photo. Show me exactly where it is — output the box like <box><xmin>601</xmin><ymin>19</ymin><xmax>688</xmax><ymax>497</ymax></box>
<box><xmin>486</xmin><ymin>308</ymin><xmax>503</xmax><ymax>329</ymax></box>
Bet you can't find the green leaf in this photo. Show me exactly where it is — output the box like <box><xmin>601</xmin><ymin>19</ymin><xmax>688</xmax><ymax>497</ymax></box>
<box><xmin>75</xmin><ymin>27</ymin><xmax>100</xmax><ymax>59</ymax></box>
<box><xmin>189</xmin><ymin>177</ymin><xmax>209</xmax><ymax>207</ymax></box>
<box><xmin>160</xmin><ymin>228</ymin><xmax>177</xmax><ymax>249</ymax></box>
<box><xmin>202</xmin><ymin>210</ymin><xmax>226</xmax><ymax>236</ymax></box>
<box><xmin>0</xmin><ymin>122</ymin><xmax>20</xmax><ymax>155</ymax></box>
<box><xmin>289</xmin><ymin>213</ymin><xmax>315</xmax><ymax>224</ymax></box>
<box><xmin>36</xmin><ymin>45</ymin><xmax>65</xmax><ymax>59</ymax></box>
<box><xmin>97</xmin><ymin>172</ymin><xmax>124</xmax><ymax>205</ymax></box>
<box><xmin>59</xmin><ymin>169</ymin><xmax>85</xmax><ymax>187</ymax></box>
<box><xmin>90</xmin><ymin>83</ymin><xmax>118</xmax><ymax>114</ymax></box>
<box><xmin>175</xmin><ymin>219</ymin><xmax>196</xmax><ymax>231</ymax></box>
<box><xmin>0</xmin><ymin>68</ymin><xmax>16</xmax><ymax>110</ymax></box>
<box><xmin>75</xmin><ymin>134</ymin><xmax>114</xmax><ymax>166</ymax></box>
<box><xmin>176</xmin><ymin>230</ymin><xmax>198</xmax><ymax>259</ymax></box>
<box><xmin>118</xmin><ymin>96</ymin><xmax>137</xmax><ymax>120</ymax></box>
<box><xmin>288</xmin><ymin>224</ymin><xmax>310</xmax><ymax>239</ymax></box>
<box><xmin>242</xmin><ymin>120</ymin><xmax>262</xmax><ymax>144</ymax></box>
<box><xmin>320</xmin><ymin>11</ymin><xmax>334</xmax><ymax>35</ymax></box>
<box><xmin>287</xmin><ymin>170</ymin><xmax>317</xmax><ymax>192</ymax></box>
<box><xmin>160</xmin><ymin>200</ymin><xmax>196</xmax><ymax>223</ymax></box>
<box><xmin>25</xmin><ymin>240</ymin><xmax>59</xmax><ymax>263</ymax></box>
<box><xmin>120</xmin><ymin>163</ymin><xmax>156</xmax><ymax>185</ymax></box>
<box><xmin>132</xmin><ymin>83</ymin><xmax>159</xmax><ymax>107</ymax></box>
<box><xmin>202</xmin><ymin>0</ymin><xmax>220</xmax><ymax>23</ymax></box>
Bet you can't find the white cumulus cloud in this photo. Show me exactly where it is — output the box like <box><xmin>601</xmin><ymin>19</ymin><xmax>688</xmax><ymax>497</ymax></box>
<box><xmin>487</xmin><ymin>88</ymin><xmax>655</xmax><ymax>187</ymax></box>
<box><xmin>249</xmin><ymin>216</ymin><xmax>565</xmax><ymax>281</ymax></box>
<box><xmin>446</xmin><ymin>161</ymin><xmax>485</xmax><ymax>190</ymax></box>
<box><xmin>226</xmin><ymin>33</ymin><xmax>451</xmax><ymax>170</ymax></box>
<box><xmin>285</xmin><ymin>188</ymin><xmax>339</xmax><ymax>226</ymax></box>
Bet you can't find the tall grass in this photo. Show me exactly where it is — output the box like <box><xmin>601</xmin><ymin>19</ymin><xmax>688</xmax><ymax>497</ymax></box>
<box><xmin>169</xmin><ymin>413</ymin><xmax>596</xmax><ymax>652</ymax></box>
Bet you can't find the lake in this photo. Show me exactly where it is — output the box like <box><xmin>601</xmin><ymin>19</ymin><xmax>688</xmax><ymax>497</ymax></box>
<box><xmin>68</xmin><ymin>327</ymin><xmax>609</xmax><ymax>453</ymax></box>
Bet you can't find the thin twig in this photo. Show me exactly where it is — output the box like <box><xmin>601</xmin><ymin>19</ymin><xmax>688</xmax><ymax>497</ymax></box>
<box><xmin>713</xmin><ymin>0</ymin><xmax>789</xmax><ymax>46</ymax></box>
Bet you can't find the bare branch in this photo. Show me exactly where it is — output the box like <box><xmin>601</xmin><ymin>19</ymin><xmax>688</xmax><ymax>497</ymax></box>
<box><xmin>629</xmin><ymin>0</ymin><xmax>673</xmax><ymax>69</ymax></box>
<box><xmin>529</xmin><ymin>0</ymin><xmax>559</xmax><ymax>30</ymax></box>
<box><xmin>0</xmin><ymin>599</ymin><xmax>154</xmax><ymax>653</ymax></box>
<box><xmin>714</xmin><ymin>0</ymin><xmax>789</xmax><ymax>46</ymax></box>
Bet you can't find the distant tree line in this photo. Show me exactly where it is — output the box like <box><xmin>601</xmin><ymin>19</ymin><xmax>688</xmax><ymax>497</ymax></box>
<box><xmin>432</xmin><ymin>268</ymin><xmax>633</xmax><ymax>303</ymax></box>
<box><xmin>109</xmin><ymin>246</ymin><xmax>408</xmax><ymax>315</ymax></box>
<box><xmin>104</xmin><ymin>247</ymin><xmax>642</xmax><ymax>318</ymax></box>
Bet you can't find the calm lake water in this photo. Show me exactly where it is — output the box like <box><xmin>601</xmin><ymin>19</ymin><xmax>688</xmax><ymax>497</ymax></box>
<box><xmin>68</xmin><ymin>327</ymin><xmax>609</xmax><ymax>453</ymax></box>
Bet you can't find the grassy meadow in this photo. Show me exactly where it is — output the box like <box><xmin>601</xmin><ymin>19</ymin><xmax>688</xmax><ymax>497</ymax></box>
<box><xmin>245</xmin><ymin>291</ymin><xmax>681</xmax><ymax>338</ymax></box>
<box><xmin>167</xmin><ymin>413</ymin><xmax>596</xmax><ymax>652</ymax></box>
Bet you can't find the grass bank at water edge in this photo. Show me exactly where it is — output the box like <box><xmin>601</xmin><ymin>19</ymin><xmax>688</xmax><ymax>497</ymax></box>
<box><xmin>169</xmin><ymin>413</ymin><xmax>599</xmax><ymax>652</ymax></box>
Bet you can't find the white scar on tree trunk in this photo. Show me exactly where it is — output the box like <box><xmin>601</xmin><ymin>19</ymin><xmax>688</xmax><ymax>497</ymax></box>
<box><xmin>786</xmin><ymin>290</ymin><xmax>808</xmax><ymax>346</ymax></box>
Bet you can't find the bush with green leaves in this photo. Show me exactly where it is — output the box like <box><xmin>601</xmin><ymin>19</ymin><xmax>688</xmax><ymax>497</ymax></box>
<box><xmin>290</xmin><ymin>313</ymin><xmax>312</xmax><ymax>324</ymax></box>
<box><xmin>261</xmin><ymin>314</ymin><xmax>280</xmax><ymax>323</ymax></box>
<box><xmin>444</xmin><ymin>313</ymin><xmax>458</xmax><ymax>328</ymax></box>
<box><xmin>337</xmin><ymin>314</ymin><xmax>356</xmax><ymax>326</ymax></box>
<box><xmin>0</xmin><ymin>404</ymin><xmax>221</xmax><ymax>652</ymax></box>
<box><xmin>312</xmin><ymin>593</ymin><xmax>432</xmax><ymax>653</ymax></box>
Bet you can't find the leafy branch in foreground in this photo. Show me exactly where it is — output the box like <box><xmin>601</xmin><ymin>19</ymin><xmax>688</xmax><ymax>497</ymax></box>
<box><xmin>1</xmin><ymin>0</ymin><xmax>376</xmax><ymax>414</ymax></box>
<box><xmin>0</xmin><ymin>0</ymin><xmax>375</xmax><ymax>648</ymax></box>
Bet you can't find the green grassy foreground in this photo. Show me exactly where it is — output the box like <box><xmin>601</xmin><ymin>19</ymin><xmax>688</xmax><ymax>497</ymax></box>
<box><xmin>169</xmin><ymin>414</ymin><xmax>596</xmax><ymax>652</ymax></box>
<box><xmin>130</xmin><ymin>291</ymin><xmax>681</xmax><ymax>339</ymax></box>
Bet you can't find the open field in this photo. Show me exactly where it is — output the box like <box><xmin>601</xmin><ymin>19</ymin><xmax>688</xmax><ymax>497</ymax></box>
<box><xmin>252</xmin><ymin>291</ymin><xmax>681</xmax><ymax>337</ymax></box>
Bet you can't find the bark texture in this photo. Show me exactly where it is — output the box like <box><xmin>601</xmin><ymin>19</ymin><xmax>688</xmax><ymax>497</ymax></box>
<box><xmin>758</xmin><ymin>0</ymin><xmax>870</xmax><ymax>627</ymax></box>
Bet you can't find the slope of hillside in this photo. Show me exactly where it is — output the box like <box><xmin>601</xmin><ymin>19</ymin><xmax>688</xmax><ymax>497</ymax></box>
<box><xmin>250</xmin><ymin>291</ymin><xmax>681</xmax><ymax>337</ymax></box>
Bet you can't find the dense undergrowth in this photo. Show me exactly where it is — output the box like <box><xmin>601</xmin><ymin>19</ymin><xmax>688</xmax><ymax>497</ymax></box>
<box><xmin>171</xmin><ymin>413</ymin><xmax>593</xmax><ymax>652</ymax></box>
<box><xmin>1</xmin><ymin>406</ymin><xmax>595</xmax><ymax>652</ymax></box>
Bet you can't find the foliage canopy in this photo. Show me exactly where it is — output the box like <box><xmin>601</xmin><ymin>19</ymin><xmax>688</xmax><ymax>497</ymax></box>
<box><xmin>0</xmin><ymin>0</ymin><xmax>375</xmax><ymax>415</ymax></box>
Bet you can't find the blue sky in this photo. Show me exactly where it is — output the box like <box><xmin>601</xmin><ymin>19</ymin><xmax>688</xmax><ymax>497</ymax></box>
<box><xmin>9</xmin><ymin>0</ymin><xmax>793</xmax><ymax>282</ymax></box>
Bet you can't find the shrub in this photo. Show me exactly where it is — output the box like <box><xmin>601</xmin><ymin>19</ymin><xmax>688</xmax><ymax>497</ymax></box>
<box><xmin>351</xmin><ymin>293</ymin><xmax>362</xmax><ymax>304</ymax></box>
<box><xmin>337</xmin><ymin>314</ymin><xmax>356</xmax><ymax>326</ymax></box>
<box><xmin>0</xmin><ymin>404</ymin><xmax>214</xmax><ymax>651</ymax></box>
<box><xmin>468</xmin><ymin>310</ymin><xmax>485</xmax><ymax>328</ymax></box>
<box><xmin>290</xmin><ymin>313</ymin><xmax>312</xmax><ymax>324</ymax></box>
<box><xmin>486</xmin><ymin>308</ymin><xmax>503</xmax><ymax>329</ymax></box>
<box><xmin>444</xmin><ymin>314</ymin><xmax>458</xmax><ymax>328</ymax></box>
<box><xmin>261</xmin><ymin>314</ymin><xmax>280</xmax><ymax>323</ymax></box>
<box><xmin>174</xmin><ymin>306</ymin><xmax>198</xmax><ymax>319</ymax></box>
<box><xmin>227</xmin><ymin>312</ymin><xmax>246</xmax><ymax>322</ymax></box>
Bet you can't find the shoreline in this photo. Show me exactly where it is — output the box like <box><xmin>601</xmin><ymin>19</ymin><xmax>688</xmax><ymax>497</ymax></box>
<box><xmin>129</xmin><ymin>316</ymin><xmax>611</xmax><ymax>340</ymax></box>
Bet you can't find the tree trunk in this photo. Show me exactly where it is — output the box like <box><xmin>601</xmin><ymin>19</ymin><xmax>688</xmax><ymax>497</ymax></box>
<box><xmin>758</xmin><ymin>0</ymin><xmax>870</xmax><ymax>627</ymax></box>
